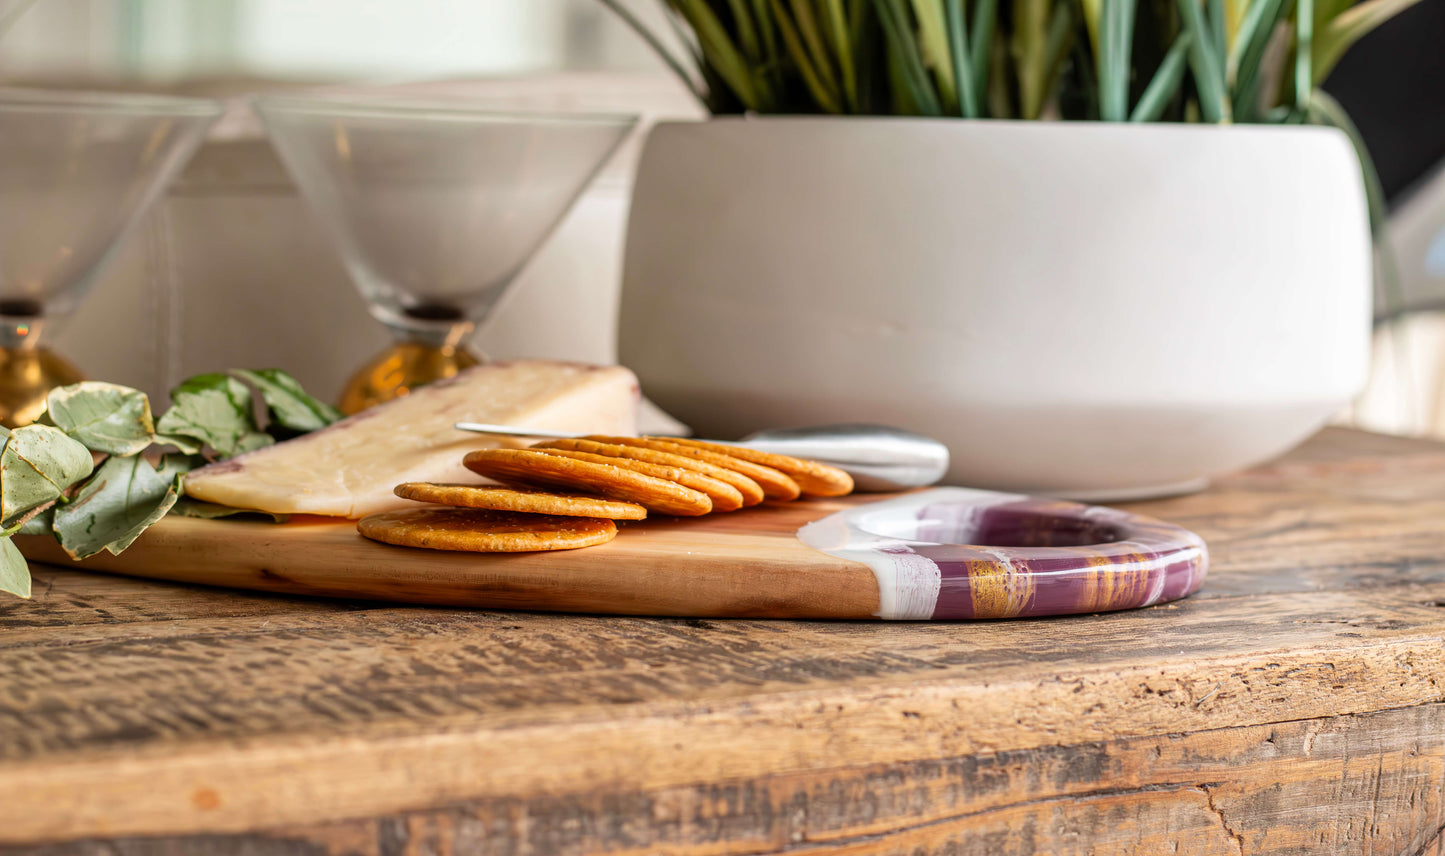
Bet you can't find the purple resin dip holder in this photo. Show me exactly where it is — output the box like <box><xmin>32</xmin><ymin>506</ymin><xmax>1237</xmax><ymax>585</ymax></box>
<box><xmin>797</xmin><ymin>487</ymin><xmax>1208</xmax><ymax>620</ymax></box>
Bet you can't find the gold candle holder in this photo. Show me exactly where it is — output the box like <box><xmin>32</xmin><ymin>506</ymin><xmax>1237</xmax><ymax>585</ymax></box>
<box><xmin>0</xmin><ymin>345</ymin><xmax>84</xmax><ymax>428</ymax></box>
<box><xmin>338</xmin><ymin>340</ymin><xmax>481</xmax><ymax>415</ymax></box>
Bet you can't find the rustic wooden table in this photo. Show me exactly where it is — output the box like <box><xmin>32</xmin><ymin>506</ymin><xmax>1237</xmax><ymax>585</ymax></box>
<box><xmin>2</xmin><ymin>427</ymin><xmax>1444</xmax><ymax>856</ymax></box>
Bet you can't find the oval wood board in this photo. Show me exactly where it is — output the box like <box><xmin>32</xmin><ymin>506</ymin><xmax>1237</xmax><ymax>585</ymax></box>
<box><xmin>17</xmin><ymin>497</ymin><xmax>885</xmax><ymax>619</ymax></box>
<box><xmin>16</xmin><ymin>490</ymin><xmax>1207</xmax><ymax>620</ymax></box>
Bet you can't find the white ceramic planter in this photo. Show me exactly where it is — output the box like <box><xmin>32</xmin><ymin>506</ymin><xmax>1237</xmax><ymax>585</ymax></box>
<box><xmin>619</xmin><ymin>118</ymin><xmax>1372</xmax><ymax>498</ymax></box>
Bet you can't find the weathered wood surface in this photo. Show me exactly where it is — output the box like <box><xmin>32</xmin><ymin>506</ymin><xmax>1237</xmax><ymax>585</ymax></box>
<box><xmin>2</xmin><ymin>427</ymin><xmax>1444</xmax><ymax>855</ymax></box>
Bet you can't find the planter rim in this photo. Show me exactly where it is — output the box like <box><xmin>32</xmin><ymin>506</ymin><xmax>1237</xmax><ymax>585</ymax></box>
<box><xmin>652</xmin><ymin>114</ymin><xmax>1349</xmax><ymax>141</ymax></box>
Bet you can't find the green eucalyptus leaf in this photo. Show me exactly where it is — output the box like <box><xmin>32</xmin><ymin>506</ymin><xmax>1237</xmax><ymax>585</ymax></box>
<box><xmin>1</xmin><ymin>424</ymin><xmax>96</xmax><ymax>524</ymax></box>
<box><xmin>54</xmin><ymin>455</ymin><xmax>181</xmax><ymax>560</ymax></box>
<box><xmin>44</xmin><ymin>382</ymin><xmax>155</xmax><ymax>456</ymax></box>
<box><xmin>171</xmin><ymin>497</ymin><xmax>288</xmax><ymax>523</ymax></box>
<box><xmin>0</xmin><ymin>537</ymin><xmax>30</xmax><ymax>599</ymax></box>
<box><xmin>17</xmin><ymin>506</ymin><xmax>55</xmax><ymax>537</ymax></box>
<box><xmin>230</xmin><ymin>369</ymin><xmax>342</xmax><ymax>434</ymax></box>
<box><xmin>235</xmin><ymin>432</ymin><xmax>276</xmax><ymax>456</ymax></box>
<box><xmin>153</xmin><ymin>433</ymin><xmax>203</xmax><ymax>455</ymax></box>
<box><xmin>155</xmin><ymin>453</ymin><xmax>202</xmax><ymax>484</ymax></box>
<box><xmin>155</xmin><ymin>373</ymin><xmax>257</xmax><ymax>459</ymax></box>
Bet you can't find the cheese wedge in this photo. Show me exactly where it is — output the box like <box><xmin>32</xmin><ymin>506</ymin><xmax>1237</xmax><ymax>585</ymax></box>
<box><xmin>183</xmin><ymin>360</ymin><xmax>639</xmax><ymax>518</ymax></box>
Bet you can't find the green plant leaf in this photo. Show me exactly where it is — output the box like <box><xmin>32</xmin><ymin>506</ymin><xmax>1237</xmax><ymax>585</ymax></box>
<box><xmin>1294</xmin><ymin>0</ymin><xmax>1313</xmax><ymax>115</ymax></box>
<box><xmin>235</xmin><ymin>431</ymin><xmax>277</xmax><ymax>456</ymax></box>
<box><xmin>1176</xmin><ymin>0</ymin><xmax>1232</xmax><ymax>122</ymax></box>
<box><xmin>155</xmin><ymin>452</ymin><xmax>200</xmax><ymax>484</ymax></box>
<box><xmin>769</xmin><ymin>0</ymin><xmax>844</xmax><ymax>111</ymax></box>
<box><xmin>0</xmin><ymin>424</ymin><xmax>95</xmax><ymax>525</ymax></box>
<box><xmin>0</xmin><ymin>537</ymin><xmax>29</xmax><ymax>599</ymax></box>
<box><xmin>230</xmin><ymin>369</ymin><xmax>342</xmax><ymax>435</ymax></box>
<box><xmin>1012</xmin><ymin>0</ymin><xmax>1054</xmax><ymax>119</ymax></box>
<box><xmin>970</xmin><ymin>0</ymin><xmax>998</xmax><ymax>97</ymax></box>
<box><xmin>17</xmin><ymin>506</ymin><xmax>54</xmax><ymax>537</ymax></box>
<box><xmin>1079</xmin><ymin>0</ymin><xmax>1102</xmax><ymax>54</ymax></box>
<box><xmin>154</xmin><ymin>433</ymin><xmax>203</xmax><ymax>455</ymax></box>
<box><xmin>1042</xmin><ymin>0</ymin><xmax>1077</xmax><ymax>102</ymax></box>
<box><xmin>43</xmin><ymin>382</ymin><xmax>155</xmax><ymax>456</ymax></box>
<box><xmin>54</xmin><ymin>454</ymin><xmax>181</xmax><ymax>560</ymax></box>
<box><xmin>1098</xmin><ymin>0</ymin><xmax>1140</xmax><ymax>121</ymax></box>
<box><xmin>1207</xmin><ymin>0</ymin><xmax>1226</xmax><ymax>55</ymax></box>
<box><xmin>1228</xmin><ymin>0</ymin><xmax>1290</xmax><ymax>120</ymax></box>
<box><xmin>874</xmin><ymin>0</ymin><xmax>943</xmax><ymax>114</ymax></box>
<box><xmin>155</xmin><ymin>373</ymin><xmax>257</xmax><ymax>459</ymax></box>
<box><xmin>171</xmin><ymin>496</ymin><xmax>288</xmax><ymax>523</ymax></box>
<box><xmin>792</xmin><ymin>0</ymin><xmax>845</xmax><ymax>99</ymax></box>
<box><xmin>727</xmin><ymin>0</ymin><xmax>763</xmax><ymax>59</ymax></box>
<box><xmin>752</xmin><ymin>0</ymin><xmax>782</xmax><ymax>75</ymax></box>
<box><xmin>909</xmin><ymin>0</ymin><xmax>959</xmax><ymax>109</ymax></box>
<box><xmin>673</xmin><ymin>0</ymin><xmax>768</xmax><ymax>109</ymax></box>
<box><xmin>1224</xmin><ymin>0</ymin><xmax>1248</xmax><ymax>49</ymax></box>
<box><xmin>821</xmin><ymin>0</ymin><xmax>858</xmax><ymax>108</ymax></box>
<box><xmin>1131</xmin><ymin>31</ymin><xmax>1192</xmax><ymax>120</ymax></box>
<box><xmin>944</xmin><ymin>0</ymin><xmax>980</xmax><ymax>116</ymax></box>
<box><xmin>1312</xmin><ymin>0</ymin><xmax>1420</xmax><ymax>85</ymax></box>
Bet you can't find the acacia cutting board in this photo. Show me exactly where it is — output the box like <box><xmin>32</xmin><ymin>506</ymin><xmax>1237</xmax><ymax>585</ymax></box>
<box><xmin>16</xmin><ymin>489</ymin><xmax>1208</xmax><ymax>620</ymax></box>
<box><xmin>18</xmin><ymin>498</ymin><xmax>882</xmax><ymax>618</ymax></box>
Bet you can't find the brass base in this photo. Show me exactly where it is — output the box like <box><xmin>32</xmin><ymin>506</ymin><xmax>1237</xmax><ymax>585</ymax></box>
<box><xmin>0</xmin><ymin>347</ymin><xmax>84</xmax><ymax>428</ymax></box>
<box><xmin>338</xmin><ymin>341</ymin><xmax>482</xmax><ymax>415</ymax></box>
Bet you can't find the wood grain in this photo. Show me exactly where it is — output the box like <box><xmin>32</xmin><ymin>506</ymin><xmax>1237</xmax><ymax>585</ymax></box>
<box><xmin>1</xmin><ymin>427</ymin><xmax>1443</xmax><ymax>854</ymax></box>
<box><xmin>15</xmin><ymin>488</ymin><xmax>1209</xmax><ymax>621</ymax></box>
<box><xmin>15</xmin><ymin>499</ymin><xmax>885</xmax><ymax>618</ymax></box>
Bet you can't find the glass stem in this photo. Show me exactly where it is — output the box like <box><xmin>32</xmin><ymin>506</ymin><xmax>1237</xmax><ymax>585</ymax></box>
<box><xmin>385</xmin><ymin>318</ymin><xmax>476</xmax><ymax>351</ymax></box>
<box><xmin>0</xmin><ymin>311</ymin><xmax>47</xmax><ymax>351</ymax></box>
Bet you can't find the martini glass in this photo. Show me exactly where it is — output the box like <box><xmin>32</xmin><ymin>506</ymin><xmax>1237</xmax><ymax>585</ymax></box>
<box><xmin>254</xmin><ymin>95</ymin><xmax>637</xmax><ymax>413</ymax></box>
<box><xmin>0</xmin><ymin>89</ymin><xmax>221</xmax><ymax>426</ymax></box>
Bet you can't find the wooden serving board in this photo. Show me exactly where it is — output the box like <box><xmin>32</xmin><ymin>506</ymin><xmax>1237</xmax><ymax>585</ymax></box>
<box><xmin>16</xmin><ymin>489</ymin><xmax>1208</xmax><ymax>620</ymax></box>
<box><xmin>18</xmin><ymin>497</ymin><xmax>881</xmax><ymax>618</ymax></box>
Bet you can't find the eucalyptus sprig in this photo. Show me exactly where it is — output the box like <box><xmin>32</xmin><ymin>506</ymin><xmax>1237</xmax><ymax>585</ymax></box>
<box><xmin>0</xmin><ymin>369</ymin><xmax>340</xmax><ymax>599</ymax></box>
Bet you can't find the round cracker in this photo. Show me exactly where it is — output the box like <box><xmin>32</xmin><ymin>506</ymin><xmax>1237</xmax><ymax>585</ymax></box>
<box><xmin>358</xmin><ymin>507</ymin><xmax>616</xmax><ymax>553</ymax></box>
<box><xmin>462</xmin><ymin>449</ymin><xmax>713</xmax><ymax>517</ymax></box>
<box><xmin>533</xmin><ymin>438</ymin><xmax>767</xmax><ymax>507</ymax></box>
<box><xmin>528</xmin><ymin>448</ymin><xmax>745</xmax><ymax>512</ymax></box>
<box><xmin>585</xmin><ymin>436</ymin><xmax>801</xmax><ymax>501</ymax></box>
<box><xmin>653</xmin><ymin>437</ymin><xmax>854</xmax><ymax>497</ymax></box>
<box><xmin>394</xmin><ymin>483</ymin><xmax>647</xmax><ymax>520</ymax></box>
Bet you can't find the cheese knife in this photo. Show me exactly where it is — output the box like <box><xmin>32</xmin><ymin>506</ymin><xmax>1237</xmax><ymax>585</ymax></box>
<box><xmin>454</xmin><ymin>422</ymin><xmax>949</xmax><ymax>491</ymax></box>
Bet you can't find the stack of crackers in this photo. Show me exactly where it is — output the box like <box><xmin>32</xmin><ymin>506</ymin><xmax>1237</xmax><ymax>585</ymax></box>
<box><xmin>358</xmin><ymin>436</ymin><xmax>854</xmax><ymax>553</ymax></box>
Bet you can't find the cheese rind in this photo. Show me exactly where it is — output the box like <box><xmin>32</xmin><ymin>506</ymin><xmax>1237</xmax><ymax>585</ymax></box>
<box><xmin>183</xmin><ymin>360</ymin><xmax>639</xmax><ymax>518</ymax></box>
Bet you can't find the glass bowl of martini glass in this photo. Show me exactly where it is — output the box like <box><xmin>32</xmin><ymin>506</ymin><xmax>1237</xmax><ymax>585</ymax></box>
<box><xmin>0</xmin><ymin>89</ymin><xmax>220</xmax><ymax>426</ymax></box>
<box><xmin>254</xmin><ymin>94</ymin><xmax>637</xmax><ymax>413</ymax></box>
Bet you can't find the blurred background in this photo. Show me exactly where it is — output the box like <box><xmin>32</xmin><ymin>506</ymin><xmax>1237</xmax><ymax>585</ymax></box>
<box><xmin>0</xmin><ymin>0</ymin><xmax>1442</xmax><ymax>437</ymax></box>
